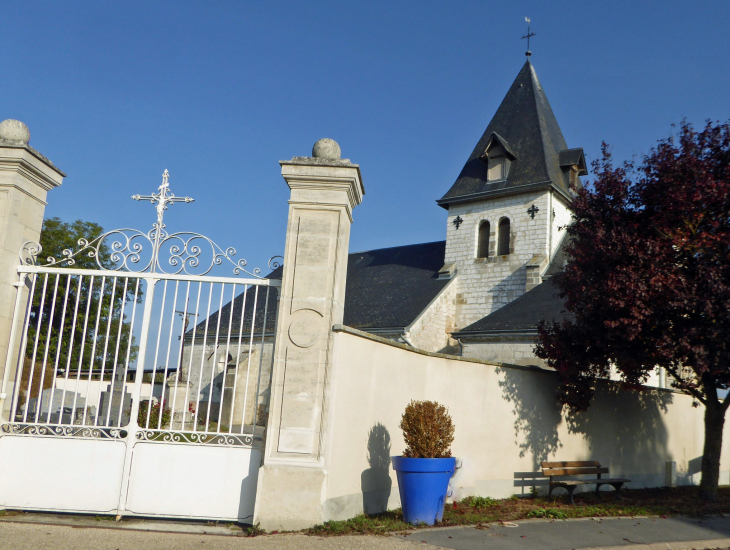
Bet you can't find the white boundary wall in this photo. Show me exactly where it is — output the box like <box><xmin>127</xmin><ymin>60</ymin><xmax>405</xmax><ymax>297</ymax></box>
<box><xmin>319</xmin><ymin>328</ymin><xmax>730</xmax><ymax>521</ymax></box>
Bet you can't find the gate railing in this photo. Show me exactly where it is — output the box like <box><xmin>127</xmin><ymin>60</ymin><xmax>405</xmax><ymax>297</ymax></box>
<box><xmin>0</xmin><ymin>171</ymin><xmax>282</xmax><ymax>450</ymax></box>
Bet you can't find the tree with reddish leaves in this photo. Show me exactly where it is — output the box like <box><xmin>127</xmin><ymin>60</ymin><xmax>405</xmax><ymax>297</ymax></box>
<box><xmin>535</xmin><ymin>121</ymin><xmax>730</xmax><ymax>500</ymax></box>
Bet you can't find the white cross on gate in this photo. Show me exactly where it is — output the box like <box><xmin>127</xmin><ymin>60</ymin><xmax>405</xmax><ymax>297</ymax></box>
<box><xmin>132</xmin><ymin>170</ymin><xmax>195</xmax><ymax>273</ymax></box>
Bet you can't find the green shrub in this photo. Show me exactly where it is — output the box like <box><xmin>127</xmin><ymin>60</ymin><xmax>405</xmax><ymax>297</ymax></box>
<box><xmin>471</xmin><ymin>496</ymin><xmax>498</xmax><ymax>508</ymax></box>
<box><xmin>399</xmin><ymin>400</ymin><xmax>454</xmax><ymax>458</ymax></box>
<box><xmin>138</xmin><ymin>400</ymin><xmax>171</xmax><ymax>429</ymax></box>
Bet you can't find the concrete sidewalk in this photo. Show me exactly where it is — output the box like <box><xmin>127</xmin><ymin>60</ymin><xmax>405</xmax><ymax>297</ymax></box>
<box><xmin>0</xmin><ymin>513</ymin><xmax>729</xmax><ymax>550</ymax></box>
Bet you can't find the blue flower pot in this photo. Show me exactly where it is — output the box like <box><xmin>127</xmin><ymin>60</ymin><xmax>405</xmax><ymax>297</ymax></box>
<box><xmin>391</xmin><ymin>456</ymin><xmax>456</xmax><ymax>525</ymax></box>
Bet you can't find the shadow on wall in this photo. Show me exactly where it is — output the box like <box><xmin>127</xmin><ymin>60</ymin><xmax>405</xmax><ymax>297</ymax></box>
<box><xmin>566</xmin><ymin>380</ymin><xmax>673</xmax><ymax>483</ymax></box>
<box><xmin>361</xmin><ymin>423</ymin><xmax>392</xmax><ymax>515</ymax></box>
<box><xmin>497</xmin><ymin>367</ymin><xmax>563</xmax><ymax>468</ymax></box>
<box><xmin>499</xmin><ymin>367</ymin><xmax>676</xmax><ymax>485</ymax></box>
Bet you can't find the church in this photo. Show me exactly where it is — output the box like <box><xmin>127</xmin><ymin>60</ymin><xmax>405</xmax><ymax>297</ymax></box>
<box><xmin>186</xmin><ymin>58</ymin><xmax>584</xmax><ymax>364</ymax></box>
<box><xmin>179</xmin><ymin>58</ymin><xmax>594</xmax><ymax>417</ymax></box>
<box><xmin>0</xmin><ymin>54</ymin><xmax>707</xmax><ymax>529</ymax></box>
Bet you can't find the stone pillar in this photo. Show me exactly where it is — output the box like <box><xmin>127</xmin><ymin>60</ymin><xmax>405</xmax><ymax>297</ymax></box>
<box><xmin>254</xmin><ymin>139</ymin><xmax>363</xmax><ymax>530</ymax></box>
<box><xmin>0</xmin><ymin>120</ymin><xmax>65</xmax><ymax>413</ymax></box>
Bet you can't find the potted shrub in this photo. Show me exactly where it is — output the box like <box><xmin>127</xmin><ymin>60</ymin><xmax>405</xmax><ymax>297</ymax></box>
<box><xmin>392</xmin><ymin>400</ymin><xmax>455</xmax><ymax>525</ymax></box>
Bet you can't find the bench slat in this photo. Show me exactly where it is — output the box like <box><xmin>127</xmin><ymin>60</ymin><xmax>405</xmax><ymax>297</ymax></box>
<box><xmin>541</xmin><ymin>461</ymin><xmax>601</xmax><ymax>468</ymax></box>
<box><xmin>543</xmin><ymin>467</ymin><xmax>609</xmax><ymax>476</ymax></box>
<box><xmin>514</xmin><ymin>479</ymin><xmax>550</xmax><ymax>487</ymax></box>
<box><xmin>551</xmin><ymin>478</ymin><xmax>630</xmax><ymax>486</ymax></box>
<box><xmin>513</xmin><ymin>472</ymin><xmax>544</xmax><ymax>479</ymax></box>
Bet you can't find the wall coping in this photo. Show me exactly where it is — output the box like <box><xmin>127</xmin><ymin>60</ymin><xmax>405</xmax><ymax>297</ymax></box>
<box><xmin>331</xmin><ymin>324</ymin><xmax>683</xmax><ymax>395</ymax></box>
<box><xmin>331</xmin><ymin>324</ymin><xmax>550</xmax><ymax>374</ymax></box>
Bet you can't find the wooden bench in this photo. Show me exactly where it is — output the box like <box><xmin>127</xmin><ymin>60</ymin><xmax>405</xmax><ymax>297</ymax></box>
<box><xmin>541</xmin><ymin>461</ymin><xmax>630</xmax><ymax>504</ymax></box>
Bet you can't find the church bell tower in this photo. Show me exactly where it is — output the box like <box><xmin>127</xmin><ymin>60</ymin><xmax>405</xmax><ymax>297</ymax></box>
<box><xmin>437</xmin><ymin>60</ymin><xmax>587</xmax><ymax>330</ymax></box>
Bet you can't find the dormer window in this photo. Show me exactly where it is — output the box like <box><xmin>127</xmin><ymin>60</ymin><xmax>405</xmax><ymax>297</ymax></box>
<box><xmin>487</xmin><ymin>143</ymin><xmax>509</xmax><ymax>182</ymax></box>
<box><xmin>559</xmin><ymin>148</ymin><xmax>588</xmax><ymax>189</ymax></box>
<box><xmin>479</xmin><ymin>133</ymin><xmax>516</xmax><ymax>183</ymax></box>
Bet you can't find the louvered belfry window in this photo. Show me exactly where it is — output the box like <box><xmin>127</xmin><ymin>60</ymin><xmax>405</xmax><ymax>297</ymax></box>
<box><xmin>487</xmin><ymin>142</ymin><xmax>506</xmax><ymax>182</ymax></box>
<box><xmin>498</xmin><ymin>218</ymin><xmax>510</xmax><ymax>255</ymax></box>
<box><xmin>478</xmin><ymin>221</ymin><xmax>490</xmax><ymax>258</ymax></box>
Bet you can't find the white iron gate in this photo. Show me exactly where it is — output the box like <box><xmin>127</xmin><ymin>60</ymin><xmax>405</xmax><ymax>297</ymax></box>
<box><xmin>0</xmin><ymin>172</ymin><xmax>281</xmax><ymax>522</ymax></box>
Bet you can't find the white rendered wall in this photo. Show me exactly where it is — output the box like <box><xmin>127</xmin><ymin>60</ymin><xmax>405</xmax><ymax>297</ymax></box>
<box><xmin>50</xmin><ymin>379</ymin><xmax>157</xmax><ymax>412</ymax></box>
<box><xmin>445</xmin><ymin>190</ymin><xmax>558</xmax><ymax>329</ymax></box>
<box><xmin>319</xmin><ymin>330</ymin><xmax>725</xmax><ymax>522</ymax></box>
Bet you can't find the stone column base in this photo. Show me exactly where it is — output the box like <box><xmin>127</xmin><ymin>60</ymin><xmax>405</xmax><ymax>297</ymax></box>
<box><xmin>254</xmin><ymin>464</ymin><xmax>326</xmax><ymax>531</ymax></box>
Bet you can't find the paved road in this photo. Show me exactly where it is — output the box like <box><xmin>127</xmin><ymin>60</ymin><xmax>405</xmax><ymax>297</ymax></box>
<box><xmin>0</xmin><ymin>522</ymin><xmax>429</xmax><ymax>550</ymax></box>
<box><xmin>404</xmin><ymin>516</ymin><xmax>730</xmax><ymax>550</ymax></box>
<box><xmin>1</xmin><ymin>515</ymin><xmax>730</xmax><ymax>550</ymax></box>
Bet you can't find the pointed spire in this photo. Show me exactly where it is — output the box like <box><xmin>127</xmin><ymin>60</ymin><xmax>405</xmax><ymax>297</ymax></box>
<box><xmin>438</xmin><ymin>61</ymin><xmax>585</xmax><ymax>208</ymax></box>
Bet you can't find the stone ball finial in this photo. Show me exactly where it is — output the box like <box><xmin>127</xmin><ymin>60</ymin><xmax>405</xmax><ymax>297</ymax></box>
<box><xmin>312</xmin><ymin>138</ymin><xmax>341</xmax><ymax>160</ymax></box>
<box><xmin>0</xmin><ymin>119</ymin><xmax>30</xmax><ymax>144</ymax></box>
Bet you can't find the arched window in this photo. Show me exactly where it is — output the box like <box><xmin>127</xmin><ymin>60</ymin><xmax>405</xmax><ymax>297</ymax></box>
<box><xmin>477</xmin><ymin>221</ymin><xmax>490</xmax><ymax>258</ymax></box>
<box><xmin>498</xmin><ymin>218</ymin><xmax>510</xmax><ymax>255</ymax></box>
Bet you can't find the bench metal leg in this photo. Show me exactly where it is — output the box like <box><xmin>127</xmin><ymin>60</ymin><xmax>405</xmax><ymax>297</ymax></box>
<box><xmin>567</xmin><ymin>486</ymin><xmax>576</xmax><ymax>505</ymax></box>
<box><xmin>548</xmin><ymin>485</ymin><xmax>554</xmax><ymax>500</ymax></box>
<box><xmin>612</xmin><ymin>483</ymin><xmax>624</xmax><ymax>499</ymax></box>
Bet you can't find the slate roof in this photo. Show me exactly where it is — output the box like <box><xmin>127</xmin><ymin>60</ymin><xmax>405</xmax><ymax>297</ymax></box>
<box><xmin>438</xmin><ymin>60</ymin><xmax>584</xmax><ymax>208</ymax></box>
<box><xmin>452</xmin><ymin>278</ymin><xmax>573</xmax><ymax>335</ymax></box>
<box><xmin>343</xmin><ymin>241</ymin><xmax>449</xmax><ymax>330</ymax></box>
<box><xmin>188</xmin><ymin>241</ymin><xmax>449</xmax><ymax>340</ymax></box>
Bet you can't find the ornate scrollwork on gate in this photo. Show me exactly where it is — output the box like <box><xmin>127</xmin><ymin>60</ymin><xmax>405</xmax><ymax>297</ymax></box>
<box><xmin>19</xmin><ymin>170</ymin><xmax>281</xmax><ymax>279</ymax></box>
<box><xmin>135</xmin><ymin>429</ymin><xmax>255</xmax><ymax>447</ymax></box>
<box><xmin>1</xmin><ymin>423</ymin><xmax>127</xmax><ymax>440</ymax></box>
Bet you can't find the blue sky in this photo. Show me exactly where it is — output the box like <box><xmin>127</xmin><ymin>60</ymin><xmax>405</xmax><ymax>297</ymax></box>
<box><xmin>3</xmin><ymin>1</ymin><xmax>729</xmax><ymax>274</ymax></box>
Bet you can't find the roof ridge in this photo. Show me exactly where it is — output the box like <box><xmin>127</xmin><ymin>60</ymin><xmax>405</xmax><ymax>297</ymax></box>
<box><xmin>349</xmin><ymin>240</ymin><xmax>445</xmax><ymax>256</ymax></box>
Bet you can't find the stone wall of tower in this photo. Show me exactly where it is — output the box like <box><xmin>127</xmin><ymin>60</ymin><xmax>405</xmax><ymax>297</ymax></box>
<box><xmin>549</xmin><ymin>191</ymin><xmax>572</xmax><ymax>261</ymax></box>
<box><xmin>444</xmin><ymin>189</ymin><xmax>571</xmax><ymax>330</ymax></box>
<box><xmin>407</xmin><ymin>277</ymin><xmax>460</xmax><ymax>353</ymax></box>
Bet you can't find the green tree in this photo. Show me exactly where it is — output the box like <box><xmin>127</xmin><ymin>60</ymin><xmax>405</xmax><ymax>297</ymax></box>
<box><xmin>20</xmin><ymin>218</ymin><xmax>142</xmax><ymax>404</ymax></box>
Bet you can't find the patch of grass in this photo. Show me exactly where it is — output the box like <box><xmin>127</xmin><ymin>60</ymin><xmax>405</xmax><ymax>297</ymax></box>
<box><xmin>305</xmin><ymin>486</ymin><xmax>730</xmax><ymax>536</ymax></box>
<box><xmin>307</xmin><ymin>512</ymin><xmax>412</xmax><ymax>536</ymax></box>
<box><xmin>469</xmin><ymin>496</ymin><xmax>498</xmax><ymax>509</ymax></box>
<box><xmin>246</xmin><ymin>523</ymin><xmax>266</xmax><ymax>537</ymax></box>
<box><xmin>527</xmin><ymin>507</ymin><xmax>567</xmax><ymax>519</ymax></box>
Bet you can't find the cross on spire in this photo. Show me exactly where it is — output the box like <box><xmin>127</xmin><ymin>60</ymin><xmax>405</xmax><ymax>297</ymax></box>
<box><xmin>522</xmin><ymin>17</ymin><xmax>536</xmax><ymax>57</ymax></box>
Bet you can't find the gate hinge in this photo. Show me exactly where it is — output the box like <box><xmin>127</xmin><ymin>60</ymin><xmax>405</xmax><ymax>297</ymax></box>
<box><xmin>12</xmin><ymin>282</ymin><xmax>24</xmax><ymax>288</ymax></box>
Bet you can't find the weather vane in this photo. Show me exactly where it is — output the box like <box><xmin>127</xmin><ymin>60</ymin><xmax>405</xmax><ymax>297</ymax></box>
<box><xmin>522</xmin><ymin>17</ymin><xmax>536</xmax><ymax>57</ymax></box>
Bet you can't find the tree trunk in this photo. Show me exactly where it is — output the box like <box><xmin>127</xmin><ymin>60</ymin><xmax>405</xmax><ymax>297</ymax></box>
<box><xmin>699</xmin><ymin>397</ymin><xmax>726</xmax><ymax>501</ymax></box>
